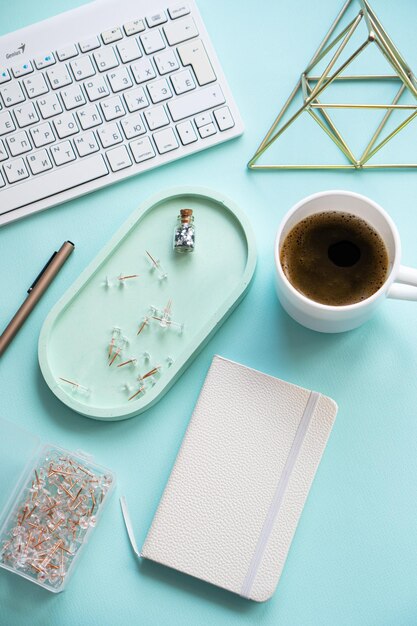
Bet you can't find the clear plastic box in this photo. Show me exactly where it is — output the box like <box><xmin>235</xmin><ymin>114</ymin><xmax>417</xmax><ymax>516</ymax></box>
<box><xmin>0</xmin><ymin>418</ymin><xmax>115</xmax><ymax>592</ymax></box>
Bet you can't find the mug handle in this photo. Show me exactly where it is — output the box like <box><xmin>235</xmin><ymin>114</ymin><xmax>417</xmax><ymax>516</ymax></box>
<box><xmin>387</xmin><ymin>265</ymin><xmax>417</xmax><ymax>301</ymax></box>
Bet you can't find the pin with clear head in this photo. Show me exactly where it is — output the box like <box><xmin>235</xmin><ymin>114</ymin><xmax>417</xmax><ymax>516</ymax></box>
<box><xmin>117</xmin><ymin>357</ymin><xmax>137</xmax><ymax>369</ymax></box>
<box><xmin>108</xmin><ymin>326</ymin><xmax>121</xmax><ymax>359</ymax></box>
<box><xmin>108</xmin><ymin>336</ymin><xmax>129</xmax><ymax>367</ymax></box>
<box><xmin>137</xmin><ymin>315</ymin><xmax>150</xmax><ymax>336</ymax></box>
<box><xmin>145</xmin><ymin>251</ymin><xmax>167</xmax><ymax>280</ymax></box>
<box><xmin>137</xmin><ymin>365</ymin><xmax>161</xmax><ymax>388</ymax></box>
<box><xmin>58</xmin><ymin>378</ymin><xmax>91</xmax><ymax>396</ymax></box>
<box><xmin>128</xmin><ymin>385</ymin><xmax>145</xmax><ymax>402</ymax></box>
<box><xmin>174</xmin><ymin>209</ymin><xmax>195</xmax><ymax>253</ymax></box>
<box><xmin>102</xmin><ymin>275</ymin><xmax>112</xmax><ymax>289</ymax></box>
<box><xmin>117</xmin><ymin>273</ymin><xmax>139</xmax><ymax>287</ymax></box>
<box><xmin>151</xmin><ymin>299</ymin><xmax>184</xmax><ymax>333</ymax></box>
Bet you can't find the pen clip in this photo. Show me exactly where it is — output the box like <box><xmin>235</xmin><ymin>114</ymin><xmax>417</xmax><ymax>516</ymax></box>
<box><xmin>28</xmin><ymin>251</ymin><xmax>57</xmax><ymax>294</ymax></box>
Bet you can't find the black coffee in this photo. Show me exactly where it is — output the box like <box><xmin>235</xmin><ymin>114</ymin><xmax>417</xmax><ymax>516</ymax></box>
<box><xmin>280</xmin><ymin>211</ymin><xmax>389</xmax><ymax>306</ymax></box>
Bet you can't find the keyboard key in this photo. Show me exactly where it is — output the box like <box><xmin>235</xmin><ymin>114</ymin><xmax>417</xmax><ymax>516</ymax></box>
<box><xmin>121</xmin><ymin>113</ymin><xmax>146</xmax><ymax>139</ymax></box>
<box><xmin>12</xmin><ymin>61</ymin><xmax>34</xmax><ymax>78</ymax></box>
<box><xmin>177</xmin><ymin>39</ymin><xmax>216</xmax><ymax>85</ymax></box>
<box><xmin>37</xmin><ymin>93</ymin><xmax>63</xmax><ymax>119</ymax></box>
<box><xmin>194</xmin><ymin>112</ymin><xmax>212</xmax><ymax>127</ymax></box>
<box><xmin>27</xmin><ymin>149</ymin><xmax>53</xmax><ymax>175</ymax></box>
<box><xmin>85</xmin><ymin>76</ymin><xmax>109</xmax><ymax>101</ymax></box>
<box><xmin>124</xmin><ymin>87</ymin><xmax>149</xmax><ymax>112</ymax></box>
<box><xmin>7</xmin><ymin>131</ymin><xmax>31</xmax><ymax>157</ymax></box>
<box><xmin>74</xmin><ymin>131</ymin><xmax>99</xmax><ymax>157</ymax></box>
<box><xmin>101</xmin><ymin>96</ymin><xmax>126</xmax><ymax>121</ymax></box>
<box><xmin>23</xmin><ymin>74</ymin><xmax>48</xmax><ymax>98</ymax></box>
<box><xmin>1</xmin><ymin>82</ymin><xmax>25</xmax><ymax>107</ymax></box>
<box><xmin>77</xmin><ymin>104</ymin><xmax>102</xmax><ymax>129</ymax></box>
<box><xmin>0</xmin><ymin>69</ymin><xmax>11</xmax><ymax>84</ymax></box>
<box><xmin>140</xmin><ymin>30</ymin><xmax>165</xmax><ymax>55</ymax></box>
<box><xmin>101</xmin><ymin>28</ymin><xmax>123</xmax><ymax>45</ymax></box>
<box><xmin>57</xmin><ymin>45</ymin><xmax>78</xmax><ymax>61</ymax></box>
<box><xmin>79</xmin><ymin>37</ymin><xmax>101</xmax><ymax>53</ymax></box>
<box><xmin>123</xmin><ymin>19</ymin><xmax>145</xmax><ymax>36</ymax></box>
<box><xmin>171</xmin><ymin>69</ymin><xmax>195</xmax><ymax>94</ymax></box>
<box><xmin>168</xmin><ymin>84</ymin><xmax>225</xmax><ymax>121</ymax></box>
<box><xmin>146</xmin><ymin>12</ymin><xmax>167</xmax><ymax>28</ymax></box>
<box><xmin>131</xmin><ymin>58</ymin><xmax>156</xmax><ymax>83</ymax></box>
<box><xmin>0</xmin><ymin>154</ymin><xmax>108</xmax><ymax>214</ymax></box>
<box><xmin>153</xmin><ymin>127</ymin><xmax>178</xmax><ymax>154</ymax></box>
<box><xmin>130</xmin><ymin>136</ymin><xmax>155</xmax><ymax>162</ymax></box>
<box><xmin>34</xmin><ymin>53</ymin><xmax>55</xmax><ymax>70</ymax></box>
<box><xmin>4</xmin><ymin>157</ymin><xmax>29</xmax><ymax>183</ymax></box>
<box><xmin>147</xmin><ymin>78</ymin><xmax>172</xmax><ymax>103</ymax></box>
<box><xmin>47</xmin><ymin>65</ymin><xmax>72</xmax><ymax>89</ymax></box>
<box><xmin>70</xmin><ymin>57</ymin><xmax>96</xmax><ymax>81</ymax></box>
<box><xmin>30</xmin><ymin>122</ymin><xmax>55</xmax><ymax>148</ymax></box>
<box><xmin>108</xmin><ymin>67</ymin><xmax>133</xmax><ymax>93</ymax></box>
<box><xmin>0</xmin><ymin>111</ymin><xmax>15</xmax><ymax>135</ymax></box>
<box><xmin>168</xmin><ymin>4</ymin><xmax>190</xmax><ymax>19</ymax></box>
<box><xmin>15</xmin><ymin>102</ymin><xmax>39</xmax><ymax>127</ymax></box>
<box><xmin>144</xmin><ymin>105</ymin><xmax>169</xmax><ymax>130</ymax></box>
<box><xmin>214</xmin><ymin>106</ymin><xmax>234</xmax><ymax>131</ymax></box>
<box><xmin>61</xmin><ymin>84</ymin><xmax>86</xmax><ymax>110</ymax></box>
<box><xmin>164</xmin><ymin>16</ymin><xmax>198</xmax><ymax>46</ymax></box>
<box><xmin>198</xmin><ymin>122</ymin><xmax>216</xmax><ymax>138</ymax></box>
<box><xmin>0</xmin><ymin>139</ymin><xmax>8</xmax><ymax>161</ymax></box>
<box><xmin>97</xmin><ymin>122</ymin><xmax>123</xmax><ymax>147</ymax></box>
<box><xmin>117</xmin><ymin>39</ymin><xmax>142</xmax><ymax>64</ymax></box>
<box><xmin>154</xmin><ymin>49</ymin><xmax>179</xmax><ymax>75</ymax></box>
<box><xmin>0</xmin><ymin>171</ymin><xmax>5</xmax><ymax>187</ymax></box>
<box><xmin>106</xmin><ymin>145</ymin><xmax>132</xmax><ymax>171</ymax></box>
<box><xmin>54</xmin><ymin>113</ymin><xmax>79</xmax><ymax>139</ymax></box>
<box><xmin>177</xmin><ymin>120</ymin><xmax>197</xmax><ymax>146</ymax></box>
<box><xmin>94</xmin><ymin>48</ymin><xmax>119</xmax><ymax>72</ymax></box>
<box><xmin>50</xmin><ymin>140</ymin><xmax>76</xmax><ymax>165</ymax></box>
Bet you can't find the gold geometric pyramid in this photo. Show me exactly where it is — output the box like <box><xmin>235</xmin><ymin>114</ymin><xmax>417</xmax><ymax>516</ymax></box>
<box><xmin>248</xmin><ymin>0</ymin><xmax>417</xmax><ymax>170</ymax></box>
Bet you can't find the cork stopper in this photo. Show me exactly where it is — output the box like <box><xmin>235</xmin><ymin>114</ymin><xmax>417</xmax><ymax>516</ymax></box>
<box><xmin>180</xmin><ymin>208</ymin><xmax>193</xmax><ymax>223</ymax></box>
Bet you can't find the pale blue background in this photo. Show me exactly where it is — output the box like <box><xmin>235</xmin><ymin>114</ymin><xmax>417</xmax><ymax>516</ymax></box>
<box><xmin>1</xmin><ymin>1</ymin><xmax>417</xmax><ymax>624</ymax></box>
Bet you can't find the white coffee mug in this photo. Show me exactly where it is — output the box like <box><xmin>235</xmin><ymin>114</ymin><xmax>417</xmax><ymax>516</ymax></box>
<box><xmin>274</xmin><ymin>190</ymin><xmax>417</xmax><ymax>333</ymax></box>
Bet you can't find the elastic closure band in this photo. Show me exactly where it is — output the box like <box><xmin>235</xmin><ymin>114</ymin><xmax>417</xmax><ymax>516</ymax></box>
<box><xmin>240</xmin><ymin>391</ymin><xmax>320</xmax><ymax>598</ymax></box>
<box><xmin>120</xmin><ymin>496</ymin><xmax>142</xmax><ymax>559</ymax></box>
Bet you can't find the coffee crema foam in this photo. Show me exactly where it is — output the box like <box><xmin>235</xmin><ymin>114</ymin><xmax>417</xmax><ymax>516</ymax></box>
<box><xmin>280</xmin><ymin>211</ymin><xmax>389</xmax><ymax>306</ymax></box>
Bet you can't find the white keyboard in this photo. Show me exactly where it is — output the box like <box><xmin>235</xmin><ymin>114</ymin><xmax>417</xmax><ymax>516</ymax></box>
<box><xmin>0</xmin><ymin>0</ymin><xmax>243</xmax><ymax>225</ymax></box>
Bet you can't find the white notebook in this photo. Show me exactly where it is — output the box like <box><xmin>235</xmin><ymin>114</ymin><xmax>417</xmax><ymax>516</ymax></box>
<box><xmin>140</xmin><ymin>356</ymin><xmax>337</xmax><ymax>601</ymax></box>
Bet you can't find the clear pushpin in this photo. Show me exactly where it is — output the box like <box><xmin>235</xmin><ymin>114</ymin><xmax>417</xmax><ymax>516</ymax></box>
<box><xmin>109</xmin><ymin>336</ymin><xmax>129</xmax><ymax>367</ymax></box>
<box><xmin>117</xmin><ymin>273</ymin><xmax>139</xmax><ymax>287</ymax></box>
<box><xmin>140</xmin><ymin>351</ymin><xmax>151</xmax><ymax>362</ymax></box>
<box><xmin>117</xmin><ymin>357</ymin><xmax>138</xmax><ymax>369</ymax></box>
<box><xmin>150</xmin><ymin>299</ymin><xmax>184</xmax><ymax>333</ymax></box>
<box><xmin>58</xmin><ymin>378</ymin><xmax>91</xmax><ymax>396</ymax></box>
<box><xmin>108</xmin><ymin>326</ymin><xmax>121</xmax><ymax>359</ymax></box>
<box><xmin>166</xmin><ymin>356</ymin><xmax>174</xmax><ymax>367</ymax></box>
<box><xmin>137</xmin><ymin>316</ymin><xmax>150</xmax><ymax>336</ymax></box>
<box><xmin>128</xmin><ymin>385</ymin><xmax>145</xmax><ymax>402</ymax></box>
<box><xmin>146</xmin><ymin>250</ymin><xmax>167</xmax><ymax>280</ymax></box>
<box><xmin>138</xmin><ymin>366</ymin><xmax>161</xmax><ymax>382</ymax></box>
<box><xmin>102</xmin><ymin>275</ymin><xmax>112</xmax><ymax>289</ymax></box>
<box><xmin>137</xmin><ymin>366</ymin><xmax>161</xmax><ymax>389</ymax></box>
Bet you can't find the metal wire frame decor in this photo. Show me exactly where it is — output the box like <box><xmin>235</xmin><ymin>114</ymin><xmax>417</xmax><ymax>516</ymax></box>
<box><xmin>248</xmin><ymin>0</ymin><xmax>417</xmax><ymax>170</ymax></box>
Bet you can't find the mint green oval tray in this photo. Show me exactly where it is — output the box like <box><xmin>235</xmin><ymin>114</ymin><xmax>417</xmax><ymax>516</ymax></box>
<box><xmin>38</xmin><ymin>187</ymin><xmax>257</xmax><ymax>421</ymax></box>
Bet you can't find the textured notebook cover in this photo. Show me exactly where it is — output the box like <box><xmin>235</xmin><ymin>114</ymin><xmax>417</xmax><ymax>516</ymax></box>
<box><xmin>141</xmin><ymin>356</ymin><xmax>337</xmax><ymax>601</ymax></box>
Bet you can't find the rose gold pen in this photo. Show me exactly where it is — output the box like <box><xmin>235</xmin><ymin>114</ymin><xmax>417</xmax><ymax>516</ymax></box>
<box><xmin>0</xmin><ymin>241</ymin><xmax>74</xmax><ymax>357</ymax></box>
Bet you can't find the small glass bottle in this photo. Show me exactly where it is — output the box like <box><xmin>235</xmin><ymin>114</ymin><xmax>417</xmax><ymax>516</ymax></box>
<box><xmin>173</xmin><ymin>209</ymin><xmax>195</xmax><ymax>253</ymax></box>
